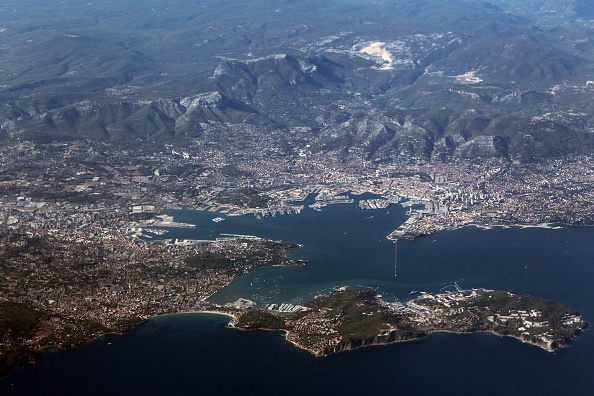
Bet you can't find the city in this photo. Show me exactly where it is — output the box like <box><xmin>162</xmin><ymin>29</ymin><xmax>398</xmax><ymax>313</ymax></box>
<box><xmin>2</xmin><ymin>133</ymin><xmax>593</xmax><ymax>373</ymax></box>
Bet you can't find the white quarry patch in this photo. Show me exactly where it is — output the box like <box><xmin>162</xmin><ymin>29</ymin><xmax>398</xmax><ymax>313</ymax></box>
<box><xmin>306</xmin><ymin>32</ymin><xmax>461</xmax><ymax>72</ymax></box>
<box><xmin>455</xmin><ymin>71</ymin><xmax>483</xmax><ymax>84</ymax></box>
<box><xmin>356</xmin><ymin>41</ymin><xmax>394</xmax><ymax>70</ymax></box>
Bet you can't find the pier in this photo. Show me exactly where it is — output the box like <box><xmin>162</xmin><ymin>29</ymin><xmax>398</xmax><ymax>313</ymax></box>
<box><xmin>394</xmin><ymin>239</ymin><xmax>398</xmax><ymax>277</ymax></box>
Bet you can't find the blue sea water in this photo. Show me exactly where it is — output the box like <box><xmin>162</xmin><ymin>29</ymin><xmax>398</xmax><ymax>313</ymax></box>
<box><xmin>2</xmin><ymin>200</ymin><xmax>594</xmax><ymax>395</ymax></box>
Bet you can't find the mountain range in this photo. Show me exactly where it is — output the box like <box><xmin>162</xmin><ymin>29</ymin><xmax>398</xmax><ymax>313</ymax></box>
<box><xmin>1</xmin><ymin>0</ymin><xmax>593</xmax><ymax>161</ymax></box>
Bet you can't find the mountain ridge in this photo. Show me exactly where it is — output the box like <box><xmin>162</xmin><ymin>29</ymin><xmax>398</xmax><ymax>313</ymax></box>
<box><xmin>0</xmin><ymin>0</ymin><xmax>593</xmax><ymax>161</ymax></box>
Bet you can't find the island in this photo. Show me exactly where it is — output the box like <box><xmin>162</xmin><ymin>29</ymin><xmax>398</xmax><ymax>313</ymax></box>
<box><xmin>234</xmin><ymin>286</ymin><xmax>588</xmax><ymax>355</ymax></box>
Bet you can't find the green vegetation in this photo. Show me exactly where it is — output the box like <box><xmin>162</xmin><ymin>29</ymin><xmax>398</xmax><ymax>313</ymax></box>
<box><xmin>415</xmin><ymin>289</ymin><xmax>587</xmax><ymax>348</ymax></box>
<box><xmin>236</xmin><ymin>287</ymin><xmax>425</xmax><ymax>355</ymax></box>
<box><xmin>184</xmin><ymin>252</ymin><xmax>232</xmax><ymax>269</ymax></box>
<box><xmin>308</xmin><ymin>288</ymin><xmax>387</xmax><ymax>339</ymax></box>
<box><xmin>165</xmin><ymin>163</ymin><xmax>204</xmax><ymax>178</ymax></box>
<box><xmin>182</xmin><ymin>240</ymin><xmax>300</xmax><ymax>270</ymax></box>
<box><xmin>307</xmin><ymin>288</ymin><xmax>423</xmax><ymax>343</ymax></box>
<box><xmin>216</xmin><ymin>188</ymin><xmax>270</xmax><ymax>209</ymax></box>
<box><xmin>236</xmin><ymin>287</ymin><xmax>587</xmax><ymax>356</ymax></box>
<box><xmin>469</xmin><ymin>290</ymin><xmax>577</xmax><ymax>325</ymax></box>
<box><xmin>0</xmin><ymin>302</ymin><xmax>45</xmax><ymax>340</ymax></box>
<box><xmin>220</xmin><ymin>165</ymin><xmax>247</xmax><ymax>178</ymax></box>
<box><xmin>0</xmin><ymin>346</ymin><xmax>40</xmax><ymax>378</ymax></box>
<box><xmin>236</xmin><ymin>310</ymin><xmax>286</xmax><ymax>331</ymax></box>
<box><xmin>0</xmin><ymin>302</ymin><xmax>47</xmax><ymax>377</ymax></box>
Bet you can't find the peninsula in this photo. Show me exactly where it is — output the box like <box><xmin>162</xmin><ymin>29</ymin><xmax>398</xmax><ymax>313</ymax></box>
<box><xmin>234</xmin><ymin>287</ymin><xmax>588</xmax><ymax>355</ymax></box>
<box><xmin>0</xmin><ymin>225</ymin><xmax>587</xmax><ymax>377</ymax></box>
<box><xmin>0</xmin><ymin>231</ymin><xmax>305</xmax><ymax>376</ymax></box>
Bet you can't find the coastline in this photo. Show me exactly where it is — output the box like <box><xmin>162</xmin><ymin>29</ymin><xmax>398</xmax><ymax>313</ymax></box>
<box><xmin>390</xmin><ymin>221</ymin><xmax>565</xmax><ymax>240</ymax></box>
<box><xmin>3</xmin><ymin>205</ymin><xmax>586</xmax><ymax>378</ymax></box>
<box><xmin>282</xmin><ymin>330</ymin><xmax>324</xmax><ymax>356</ymax></box>
<box><xmin>155</xmin><ymin>310</ymin><xmax>238</xmax><ymax>321</ymax></box>
<box><xmin>32</xmin><ymin>312</ymin><xmax>562</xmax><ymax>369</ymax></box>
<box><xmin>161</xmin><ymin>203</ymin><xmax>566</xmax><ymax>242</ymax></box>
<box><xmin>25</xmin><ymin>310</ymin><xmax>240</xmax><ymax>365</ymax></box>
<box><xmin>271</xmin><ymin>328</ymin><xmax>558</xmax><ymax>358</ymax></box>
<box><xmin>470</xmin><ymin>222</ymin><xmax>562</xmax><ymax>231</ymax></box>
<box><xmin>0</xmin><ymin>234</ymin><xmax>305</xmax><ymax>378</ymax></box>
<box><xmin>39</xmin><ymin>310</ymin><xmax>239</xmax><ymax>352</ymax></box>
<box><xmin>425</xmin><ymin>330</ymin><xmax>555</xmax><ymax>352</ymax></box>
<box><xmin>227</xmin><ymin>287</ymin><xmax>586</xmax><ymax>357</ymax></box>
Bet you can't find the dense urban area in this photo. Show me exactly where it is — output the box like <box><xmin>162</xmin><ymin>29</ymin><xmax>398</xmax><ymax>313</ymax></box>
<box><xmin>1</xmin><ymin>0</ymin><xmax>594</xmax><ymax>391</ymax></box>
<box><xmin>3</xmin><ymin>138</ymin><xmax>594</xmax><ymax>239</ymax></box>
<box><xmin>1</xmin><ymin>136</ymin><xmax>593</xmax><ymax>374</ymax></box>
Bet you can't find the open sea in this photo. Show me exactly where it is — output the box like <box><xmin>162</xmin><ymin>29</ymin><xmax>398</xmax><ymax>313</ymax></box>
<box><xmin>1</xmin><ymin>196</ymin><xmax>594</xmax><ymax>395</ymax></box>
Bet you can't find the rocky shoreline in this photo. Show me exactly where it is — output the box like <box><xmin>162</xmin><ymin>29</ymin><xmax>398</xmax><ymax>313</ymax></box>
<box><xmin>233</xmin><ymin>287</ymin><xmax>588</xmax><ymax>357</ymax></box>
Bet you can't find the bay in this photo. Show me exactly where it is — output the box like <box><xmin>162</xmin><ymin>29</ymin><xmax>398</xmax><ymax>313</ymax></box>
<box><xmin>1</xmin><ymin>200</ymin><xmax>594</xmax><ymax>395</ymax></box>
